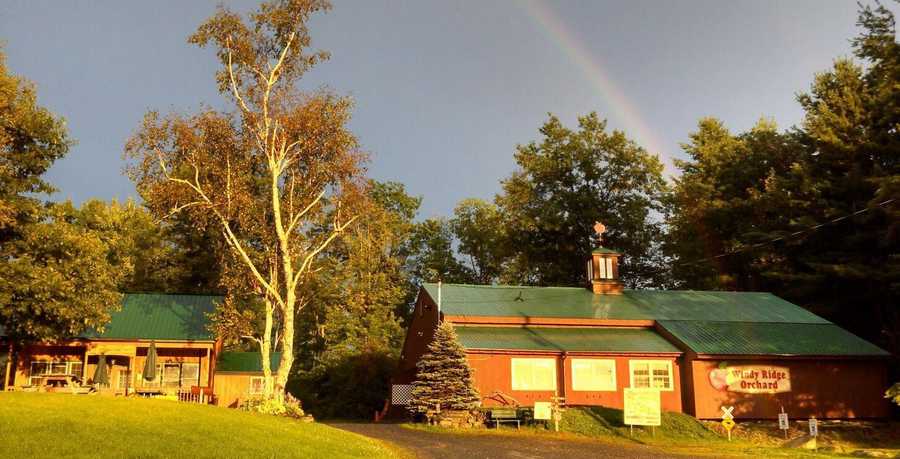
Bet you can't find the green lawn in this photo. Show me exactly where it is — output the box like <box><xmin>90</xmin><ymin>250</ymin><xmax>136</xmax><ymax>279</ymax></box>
<box><xmin>0</xmin><ymin>392</ymin><xmax>403</xmax><ymax>459</ymax></box>
<box><xmin>406</xmin><ymin>407</ymin><xmax>900</xmax><ymax>458</ymax></box>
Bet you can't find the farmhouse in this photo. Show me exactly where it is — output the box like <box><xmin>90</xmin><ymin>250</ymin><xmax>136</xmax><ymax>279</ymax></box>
<box><xmin>393</xmin><ymin>246</ymin><xmax>892</xmax><ymax>419</ymax></box>
<box><xmin>0</xmin><ymin>293</ymin><xmax>270</xmax><ymax>408</ymax></box>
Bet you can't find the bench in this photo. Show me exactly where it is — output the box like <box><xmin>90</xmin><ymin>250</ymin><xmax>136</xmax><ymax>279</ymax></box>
<box><xmin>488</xmin><ymin>408</ymin><xmax>520</xmax><ymax>429</ymax></box>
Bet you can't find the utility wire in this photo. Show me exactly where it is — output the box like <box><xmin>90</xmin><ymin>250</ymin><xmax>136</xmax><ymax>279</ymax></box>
<box><xmin>680</xmin><ymin>197</ymin><xmax>896</xmax><ymax>267</ymax></box>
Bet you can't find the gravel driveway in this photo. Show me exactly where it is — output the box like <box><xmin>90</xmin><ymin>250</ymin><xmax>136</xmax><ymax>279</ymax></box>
<box><xmin>330</xmin><ymin>423</ymin><xmax>700</xmax><ymax>459</ymax></box>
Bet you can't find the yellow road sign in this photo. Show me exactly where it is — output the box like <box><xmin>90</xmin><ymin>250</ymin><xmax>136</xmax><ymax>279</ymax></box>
<box><xmin>721</xmin><ymin>418</ymin><xmax>735</xmax><ymax>431</ymax></box>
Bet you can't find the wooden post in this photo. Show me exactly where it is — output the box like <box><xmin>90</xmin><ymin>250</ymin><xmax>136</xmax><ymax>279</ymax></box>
<box><xmin>128</xmin><ymin>356</ymin><xmax>135</xmax><ymax>396</ymax></box>
<box><xmin>82</xmin><ymin>348</ymin><xmax>89</xmax><ymax>382</ymax></box>
<box><xmin>3</xmin><ymin>344</ymin><xmax>13</xmax><ymax>391</ymax></box>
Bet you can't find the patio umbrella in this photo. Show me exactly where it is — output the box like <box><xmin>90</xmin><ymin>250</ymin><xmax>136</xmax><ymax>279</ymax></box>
<box><xmin>143</xmin><ymin>341</ymin><xmax>157</xmax><ymax>382</ymax></box>
<box><xmin>92</xmin><ymin>355</ymin><xmax>109</xmax><ymax>386</ymax></box>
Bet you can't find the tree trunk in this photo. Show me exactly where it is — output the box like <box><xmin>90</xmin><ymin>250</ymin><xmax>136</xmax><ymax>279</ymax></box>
<box><xmin>274</xmin><ymin>292</ymin><xmax>294</xmax><ymax>401</ymax></box>
<box><xmin>260</xmin><ymin>298</ymin><xmax>275</xmax><ymax>397</ymax></box>
<box><xmin>3</xmin><ymin>343</ymin><xmax>14</xmax><ymax>390</ymax></box>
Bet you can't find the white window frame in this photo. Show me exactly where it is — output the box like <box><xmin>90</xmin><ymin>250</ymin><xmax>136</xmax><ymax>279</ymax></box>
<box><xmin>180</xmin><ymin>363</ymin><xmax>200</xmax><ymax>389</ymax></box>
<box><xmin>117</xmin><ymin>368</ymin><xmax>132</xmax><ymax>390</ymax></box>
<box><xmin>570</xmin><ymin>359</ymin><xmax>617</xmax><ymax>391</ymax></box>
<box><xmin>629</xmin><ymin>359</ymin><xmax>674</xmax><ymax>391</ymax></box>
<box><xmin>511</xmin><ymin>358</ymin><xmax>557</xmax><ymax>391</ymax></box>
<box><xmin>249</xmin><ymin>376</ymin><xmax>265</xmax><ymax>395</ymax></box>
<box><xmin>29</xmin><ymin>360</ymin><xmax>83</xmax><ymax>386</ymax></box>
<box><xmin>586</xmin><ymin>259</ymin><xmax>593</xmax><ymax>281</ymax></box>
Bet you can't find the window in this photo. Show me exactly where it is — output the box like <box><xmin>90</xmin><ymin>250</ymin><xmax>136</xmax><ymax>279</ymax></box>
<box><xmin>571</xmin><ymin>359</ymin><xmax>616</xmax><ymax>391</ymax></box>
<box><xmin>143</xmin><ymin>362</ymin><xmax>201</xmax><ymax>389</ymax></box>
<box><xmin>180</xmin><ymin>363</ymin><xmax>200</xmax><ymax>388</ymax></box>
<box><xmin>29</xmin><ymin>361</ymin><xmax>83</xmax><ymax>386</ymax></box>
<box><xmin>163</xmin><ymin>363</ymin><xmax>182</xmax><ymax>388</ymax></box>
<box><xmin>249</xmin><ymin>376</ymin><xmax>265</xmax><ymax>395</ymax></box>
<box><xmin>511</xmin><ymin>358</ymin><xmax>557</xmax><ymax>391</ymax></box>
<box><xmin>586</xmin><ymin>259</ymin><xmax>593</xmax><ymax>281</ymax></box>
<box><xmin>597</xmin><ymin>257</ymin><xmax>614</xmax><ymax>280</ymax></box>
<box><xmin>629</xmin><ymin>360</ymin><xmax>673</xmax><ymax>391</ymax></box>
<box><xmin>118</xmin><ymin>369</ymin><xmax>131</xmax><ymax>390</ymax></box>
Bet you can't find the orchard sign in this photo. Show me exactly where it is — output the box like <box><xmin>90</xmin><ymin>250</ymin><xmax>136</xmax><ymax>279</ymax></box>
<box><xmin>708</xmin><ymin>364</ymin><xmax>791</xmax><ymax>394</ymax></box>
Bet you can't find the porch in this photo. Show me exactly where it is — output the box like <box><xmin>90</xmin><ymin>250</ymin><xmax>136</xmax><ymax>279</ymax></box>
<box><xmin>7</xmin><ymin>340</ymin><xmax>216</xmax><ymax>400</ymax></box>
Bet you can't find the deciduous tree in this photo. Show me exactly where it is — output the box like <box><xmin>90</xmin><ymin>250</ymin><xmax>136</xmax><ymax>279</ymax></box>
<box><xmin>496</xmin><ymin>113</ymin><xmax>669</xmax><ymax>287</ymax></box>
<box><xmin>126</xmin><ymin>0</ymin><xmax>363</xmax><ymax>400</ymax></box>
<box><xmin>0</xmin><ymin>51</ymin><xmax>121</xmax><ymax>347</ymax></box>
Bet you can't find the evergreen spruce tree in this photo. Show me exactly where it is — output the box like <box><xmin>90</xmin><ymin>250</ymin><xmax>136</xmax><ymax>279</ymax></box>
<box><xmin>409</xmin><ymin>321</ymin><xmax>480</xmax><ymax>415</ymax></box>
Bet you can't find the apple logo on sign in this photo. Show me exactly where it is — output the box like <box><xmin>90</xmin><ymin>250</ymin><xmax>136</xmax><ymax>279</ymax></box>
<box><xmin>709</xmin><ymin>362</ymin><xmax>729</xmax><ymax>391</ymax></box>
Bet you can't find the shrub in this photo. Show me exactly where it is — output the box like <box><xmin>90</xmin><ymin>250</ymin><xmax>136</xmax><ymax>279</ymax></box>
<box><xmin>241</xmin><ymin>393</ymin><xmax>306</xmax><ymax>419</ymax></box>
<box><xmin>289</xmin><ymin>349</ymin><xmax>397</xmax><ymax>419</ymax></box>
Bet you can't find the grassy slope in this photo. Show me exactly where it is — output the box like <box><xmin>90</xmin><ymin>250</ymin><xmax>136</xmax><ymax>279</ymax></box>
<box><xmin>408</xmin><ymin>407</ymin><xmax>874</xmax><ymax>458</ymax></box>
<box><xmin>0</xmin><ymin>393</ymin><xmax>402</xmax><ymax>459</ymax></box>
<box><xmin>560</xmin><ymin>407</ymin><xmax>871</xmax><ymax>457</ymax></box>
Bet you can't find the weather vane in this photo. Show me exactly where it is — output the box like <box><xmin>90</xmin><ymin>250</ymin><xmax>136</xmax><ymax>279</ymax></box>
<box><xmin>593</xmin><ymin>221</ymin><xmax>607</xmax><ymax>244</ymax></box>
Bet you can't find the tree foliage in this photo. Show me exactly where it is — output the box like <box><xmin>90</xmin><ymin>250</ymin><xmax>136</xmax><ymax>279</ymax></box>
<box><xmin>0</xmin><ymin>51</ymin><xmax>121</xmax><ymax>344</ymax></box>
<box><xmin>289</xmin><ymin>181</ymin><xmax>415</xmax><ymax>418</ymax></box>
<box><xmin>450</xmin><ymin>199</ymin><xmax>508</xmax><ymax>284</ymax></box>
<box><xmin>496</xmin><ymin>113</ymin><xmax>670</xmax><ymax>287</ymax></box>
<box><xmin>666</xmin><ymin>3</ymin><xmax>899</xmax><ymax>357</ymax></box>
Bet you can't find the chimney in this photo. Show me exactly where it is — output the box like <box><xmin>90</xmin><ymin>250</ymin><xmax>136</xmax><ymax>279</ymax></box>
<box><xmin>587</xmin><ymin>222</ymin><xmax>623</xmax><ymax>295</ymax></box>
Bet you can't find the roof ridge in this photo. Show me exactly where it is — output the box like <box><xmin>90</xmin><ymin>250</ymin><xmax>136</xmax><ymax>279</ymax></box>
<box><xmin>123</xmin><ymin>291</ymin><xmax>225</xmax><ymax>297</ymax></box>
<box><xmin>424</xmin><ymin>282</ymin><xmax>586</xmax><ymax>290</ymax></box>
<box><xmin>658</xmin><ymin>319</ymin><xmax>835</xmax><ymax>325</ymax></box>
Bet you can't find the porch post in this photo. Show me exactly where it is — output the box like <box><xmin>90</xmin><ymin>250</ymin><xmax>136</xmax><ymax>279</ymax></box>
<box><xmin>82</xmin><ymin>348</ymin><xmax>88</xmax><ymax>381</ymax></box>
<box><xmin>128</xmin><ymin>356</ymin><xmax>134</xmax><ymax>396</ymax></box>
<box><xmin>3</xmin><ymin>344</ymin><xmax>12</xmax><ymax>390</ymax></box>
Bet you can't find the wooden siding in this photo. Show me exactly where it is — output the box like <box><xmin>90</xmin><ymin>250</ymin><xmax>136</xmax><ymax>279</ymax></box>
<box><xmin>687</xmin><ymin>358</ymin><xmax>891</xmax><ymax>419</ymax></box>
<box><xmin>213</xmin><ymin>373</ymin><xmax>260</xmax><ymax>408</ymax></box>
<box><xmin>467</xmin><ymin>351</ymin><xmax>683</xmax><ymax>412</ymax></box>
<box><xmin>394</xmin><ymin>289</ymin><xmax>441</xmax><ymax>384</ymax></box>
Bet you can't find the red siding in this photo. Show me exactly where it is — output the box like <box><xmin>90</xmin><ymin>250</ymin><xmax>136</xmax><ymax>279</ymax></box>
<box><xmin>467</xmin><ymin>351</ymin><xmax>682</xmax><ymax>412</ymax></box>
<box><xmin>688</xmin><ymin>358</ymin><xmax>891</xmax><ymax>419</ymax></box>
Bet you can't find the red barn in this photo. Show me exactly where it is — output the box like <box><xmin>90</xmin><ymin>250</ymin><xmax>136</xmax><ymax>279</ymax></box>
<box><xmin>393</xmin><ymin>247</ymin><xmax>891</xmax><ymax>419</ymax></box>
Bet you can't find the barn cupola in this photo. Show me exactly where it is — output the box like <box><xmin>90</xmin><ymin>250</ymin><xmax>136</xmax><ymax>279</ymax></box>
<box><xmin>586</xmin><ymin>222</ymin><xmax>623</xmax><ymax>295</ymax></box>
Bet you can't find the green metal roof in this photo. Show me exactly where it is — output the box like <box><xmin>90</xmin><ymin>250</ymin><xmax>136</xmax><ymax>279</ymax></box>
<box><xmin>81</xmin><ymin>293</ymin><xmax>221</xmax><ymax>341</ymax></box>
<box><xmin>455</xmin><ymin>326</ymin><xmax>681</xmax><ymax>353</ymax></box>
<box><xmin>216</xmin><ymin>351</ymin><xmax>283</xmax><ymax>373</ymax></box>
<box><xmin>592</xmin><ymin>247</ymin><xmax>621</xmax><ymax>255</ymax></box>
<box><xmin>424</xmin><ymin>283</ymin><xmax>828</xmax><ymax>323</ymax></box>
<box><xmin>658</xmin><ymin>321</ymin><xmax>889</xmax><ymax>357</ymax></box>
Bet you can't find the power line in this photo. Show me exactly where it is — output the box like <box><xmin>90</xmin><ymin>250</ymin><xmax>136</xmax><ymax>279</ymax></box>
<box><xmin>681</xmin><ymin>197</ymin><xmax>896</xmax><ymax>267</ymax></box>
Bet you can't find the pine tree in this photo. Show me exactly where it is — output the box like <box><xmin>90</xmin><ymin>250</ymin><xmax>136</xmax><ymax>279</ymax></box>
<box><xmin>409</xmin><ymin>321</ymin><xmax>480</xmax><ymax>415</ymax></box>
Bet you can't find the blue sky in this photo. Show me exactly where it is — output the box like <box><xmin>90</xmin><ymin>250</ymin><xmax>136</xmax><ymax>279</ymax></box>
<box><xmin>0</xmin><ymin>0</ymin><xmax>882</xmax><ymax>218</ymax></box>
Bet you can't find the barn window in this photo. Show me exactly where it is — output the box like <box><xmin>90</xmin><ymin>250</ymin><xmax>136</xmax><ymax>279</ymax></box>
<box><xmin>511</xmin><ymin>358</ymin><xmax>557</xmax><ymax>391</ymax></box>
<box><xmin>629</xmin><ymin>360</ymin><xmax>673</xmax><ymax>390</ymax></box>
<box><xmin>571</xmin><ymin>359</ymin><xmax>616</xmax><ymax>391</ymax></box>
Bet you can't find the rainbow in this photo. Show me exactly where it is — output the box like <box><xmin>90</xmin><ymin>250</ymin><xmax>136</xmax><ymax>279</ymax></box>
<box><xmin>520</xmin><ymin>0</ymin><xmax>673</xmax><ymax>173</ymax></box>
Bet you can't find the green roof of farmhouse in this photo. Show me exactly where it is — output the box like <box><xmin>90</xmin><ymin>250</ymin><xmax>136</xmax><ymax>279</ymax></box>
<box><xmin>423</xmin><ymin>283</ymin><xmax>827</xmax><ymax>323</ymax></box>
<box><xmin>658</xmin><ymin>321</ymin><xmax>889</xmax><ymax>357</ymax></box>
<box><xmin>81</xmin><ymin>293</ymin><xmax>221</xmax><ymax>341</ymax></box>
<box><xmin>216</xmin><ymin>351</ymin><xmax>283</xmax><ymax>373</ymax></box>
<box><xmin>455</xmin><ymin>326</ymin><xmax>680</xmax><ymax>353</ymax></box>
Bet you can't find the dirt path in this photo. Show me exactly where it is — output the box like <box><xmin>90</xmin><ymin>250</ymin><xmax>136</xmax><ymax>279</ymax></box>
<box><xmin>330</xmin><ymin>423</ymin><xmax>700</xmax><ymax>459</ymax></box>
